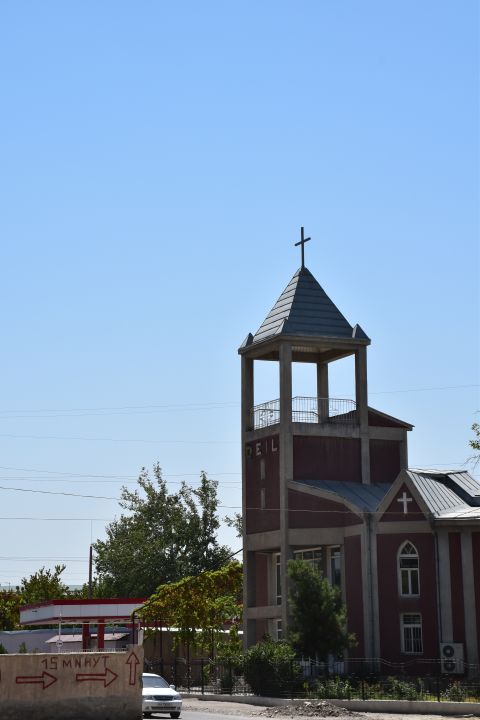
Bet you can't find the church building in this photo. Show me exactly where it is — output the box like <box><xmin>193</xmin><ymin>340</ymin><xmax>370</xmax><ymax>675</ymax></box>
<box><xmin>239</xmin><ymin>229</ymin><xmax>480</xmax><ymax>673</ymax></box>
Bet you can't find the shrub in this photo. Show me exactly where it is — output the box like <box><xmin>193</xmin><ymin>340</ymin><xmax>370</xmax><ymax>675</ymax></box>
<box><xmin>220</xmin><ymin>667</ymin><xmax>234</xmax><ymax>694</ymax></box>
<box><xmin>214</xmin><ymin>626</ymin><xmax>243</xmax><ymax>674</ymax></box>
<box><xmin>242</xmin><ymin>637</ymin><xmax>302</xmax><ymax>696</ymax></box>
<box><xmin>442</xmin><ymin>682</ymin><xmax>468</xmax><ymax>702</ymax></box>
<box><xmin>0</xmin><ymin>643</ymin><xmax>7</xmax><ymax>654</ymax></box>
<box><xmin>201</xmin><ymin>662</ymin><xmax>212</xmax><ymax>686</ymax></box>
<box><xmin>384</xmin><ymin>676</ymin><xmax>419</xmax><ymax>700</ymax></box>
<box><xmin>314</xmin><ymin>676</ymin><xmax>353</xmax><ymax>699</ymax></box>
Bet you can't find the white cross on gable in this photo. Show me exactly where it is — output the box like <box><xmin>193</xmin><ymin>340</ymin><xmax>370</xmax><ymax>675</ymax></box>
<box><xmin>397</xmin><ymin>491</ymin><xmax>413</xmax><ymax>515</ymax></box>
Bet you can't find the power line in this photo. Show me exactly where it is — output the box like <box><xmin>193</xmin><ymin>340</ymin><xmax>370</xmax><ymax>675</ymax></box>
<box><xmin>0</xmin><ymin>382</ymin><xmax>475</xmax><ymax>416</ymax></box>
<box><xmin>0</xmin><ymin>465</ymin><xmax>135</xmax><ymax>479</ymax></box>
<box><xmin>0</xmin><ymin>484</ymin><xmax>241</xmax><ymax>500</ymax></box>
<box><xmin>0</xmin><ymin>464</ymin><xmax>240</xmax><ymax>479</ymax></box>
<box><xmin>0</xmin><ymin>471</ymin><xmax>472</xmax><ymax>496</ymax></box>
<box><xmin>369</xmin><ymin>383</ymin><xmax>479</xmax><ymax>395</ymax></box>
<box><xmin>0</xmin><ymin>404</ymin><xmax>239</xmax><ymax>421</ymax></box>
<box><xmin>0</xmin><ymin>557</ymin><xmax>88</xmax><ymax>562</ymax></box>
<box><xmin>0</xmin><ymin>485</ymin><xmax>118</xmax><ymax>500</ymax></box>
<box><xmin>0</xmin><ymin>433</ymin><xmax>236</xmax><ymax>444</ymax></box>
<box><xmin>0</xmin><ymin>476</ymin><xmax>241</xmax><ymax>486</ymax></box>
<box><xmin>0</xmin><ymin>461</ymin><xmax>472</xmax><ymax>479</ymax></box>
<box><xmin>0</xmin><ymin>400</ymin><xmax>238</xmax><ymax>416</ymax></box>
<box><xmin>218</xmin><ymin>505</ymin><xmax>480</xmax><ymax>517</ymax></box>
<box><xmin>0</xmin><ymin>517</ymin><xmax>112</xmax><ymax>521</ymax></box>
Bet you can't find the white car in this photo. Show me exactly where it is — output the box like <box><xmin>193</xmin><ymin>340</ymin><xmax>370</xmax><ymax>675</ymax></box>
<box><xmin>142</xmin><ymin>672</ymin><xmax>182</xmax><ymax>718</ymax></box>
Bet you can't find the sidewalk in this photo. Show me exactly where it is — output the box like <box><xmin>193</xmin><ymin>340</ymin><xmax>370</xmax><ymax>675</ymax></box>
<box><xmin>182</xmin><ymin>694</ymin><xmax>480</xmax><ymax>718</ymax></box>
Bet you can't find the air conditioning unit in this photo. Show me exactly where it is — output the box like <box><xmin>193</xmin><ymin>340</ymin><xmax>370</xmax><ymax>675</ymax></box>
<box><xmin>440</xmin><ymin>643</ymin><xmax>464</xmax><ymax>674</ymax></box>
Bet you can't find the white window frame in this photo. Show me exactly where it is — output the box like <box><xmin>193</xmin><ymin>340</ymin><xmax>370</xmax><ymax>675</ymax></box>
<box><xmin>327</xmin><ymin>545</ymin><xmax>342</xmax><ymax>588</ymax></box>
<box><xmin>293</xmin><ymin>547</ymin><xmax>322</xmax><ymax>573</ymax></box>
<box><xmin>401</xmin><ymin>613</ymin><xmax>423</xmax><ymax>654</ymax></box>
<box><xmin>275</xmin><ymin>553</ymin><xmax>281</xmax><ymax>605</ymax></box>
<box><xmin>275</xmin><ymin>619</ymin><xmax>283</xmax><ymax>641</ymax></box>
<box><xmin>398</xmin><ymin>541</ymin><xmax>420</xmax><ymax>597</ymax></box>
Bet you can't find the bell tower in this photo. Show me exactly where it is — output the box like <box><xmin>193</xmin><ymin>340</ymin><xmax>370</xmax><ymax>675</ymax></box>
<box><xmin>239</xmin><ymin>229</ymin><xmax>410</xmax><ymax>647</ymax></box>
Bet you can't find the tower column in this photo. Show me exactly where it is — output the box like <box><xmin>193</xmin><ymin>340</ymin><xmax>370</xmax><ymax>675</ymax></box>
<box><xmin>241</xmin><ymin>357</ymin><xmax>254</xmax><ymax>433</ymax></box>
<box><xmin>436</xmin><ymin>530</ymin><xmax>453</xmax><ymax>642</ymax></box>
<box><xmin>316</xmin><ymin>362</ymin><xmax>329</xmax><ymax>422</ymax></box>
<box><xmin>355</xmin><ymin>347</ymin><xmax>370</xmax><ymax>485</ymax></box>
<box><xmin>241</xmin><ymin>356</ymin><xmax>254</xmax><ymax>647</ymax></box>
<box><xmin>400</xmin><ymin>433</ymin><xmax>409</xmax><ymax>469</ymax></box>
<box><xmin>461</xmin><ymin>531</ymin><xmax>479</xmax><ymax>667</ymax></box>
<box><xmin>279</xmin><ymin>343</ymin><xmax>293</xmax><ymax>634</ymax></box>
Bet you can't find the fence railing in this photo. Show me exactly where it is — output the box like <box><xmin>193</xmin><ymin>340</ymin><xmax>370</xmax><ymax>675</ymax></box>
<box><xmin>144</xmin><ymin>656</ymin><xmax>480</xmax><ymax>701</ymax></box>
<box><xmin>251</xmin><ymin>397</ymin><xmax>357</xmax><ymax>430</ymax></box>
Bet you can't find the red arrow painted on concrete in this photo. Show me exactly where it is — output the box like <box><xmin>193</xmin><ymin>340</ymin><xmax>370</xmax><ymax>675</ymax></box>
<box><xmin>126</xmin><ymin>650</ymin><xmax>140</xmax><ymax>685</ymax></box>
<box><xmin>76</xmin><ymin>668</ymin><xmax>118</xmax><ymax>687</ymax></box>
<box><xmin>16</xmin><ymin>671</ymin><xmax>57</xmax><ymax>689</ymax></box>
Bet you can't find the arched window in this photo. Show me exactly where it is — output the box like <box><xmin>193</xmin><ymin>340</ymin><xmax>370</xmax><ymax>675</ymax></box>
<box><xmin>398</xmin><ymin>541</ymin><xmax>420</xmax><ymax>596</ymax></box>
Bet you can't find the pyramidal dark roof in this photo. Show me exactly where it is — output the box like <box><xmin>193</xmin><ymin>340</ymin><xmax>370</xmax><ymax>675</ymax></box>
<box><xmin>252</xmin><ymin>266</ymin><xmax>369</xmax><ymax>344</ymax></box>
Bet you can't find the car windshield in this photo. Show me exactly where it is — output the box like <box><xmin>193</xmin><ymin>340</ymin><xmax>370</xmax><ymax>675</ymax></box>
<box><xmin>143</xmin><ymin>675</ymin><xmax>170</xmax><ymax>689</ymax></box>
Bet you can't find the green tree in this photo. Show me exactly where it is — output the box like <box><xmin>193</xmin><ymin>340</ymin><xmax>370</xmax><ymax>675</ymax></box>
<box><xmin>70</xmin><ymin>576</ymin><xmax>111</xmax><ymax>599</ymax></box>
<box><xmin>140</xmin><ymin>561</ymin><xmax>242</xmax><ymax>655</ymax></box>
<box><xmin>288</xmin><ymin>559</ymin><xmax>356</xmax><ymax>661</ymax></box>
<box><xmin>179</xmin><ymin>471</ymin><xmax>232</xmax><ymax>576</ymax></box>
<box><xmin>93</xmin><ymin>464</ymin><xmax>231</xmax><ymax>597</ymax></box>
<box><xmin>469</xmin><ymin>421</ymin><xmax>480</xmax><ymax>467</ymax></box>
<box><xmin>0</xmin><ymin>567</ymin><xmax>71</xmax><ymax>631</ymax></box>
<box><xmin>20</xmin><ymin>565</ymin><xmax>70</xmax><ymax>604</ymax></box>
<box><xmin>224</xmin><ymin>512</ymin><xmax>243</xmax><ymax>538</ymax></box>
<box><xmin>0</xmin><ymin>591</ymin><xmax>23</xmax><ymax>630</ymax></box>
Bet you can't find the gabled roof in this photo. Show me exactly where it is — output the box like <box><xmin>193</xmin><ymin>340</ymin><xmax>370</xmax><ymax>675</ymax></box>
<box><xmin>368</xmin><ymin>407</ymin><xmax>413</xmax><ymax>430</ymax></box>
<box><xmin>291</xmin><ymin>470</ymin><xmax>480</xmax><ymax>523</ymax></box>
<box><xmin>329</xmin><ymin>406</ymin><xmax>413</xmax><ymax>429</ymax></box>
<box><xmin>251</xmin><ymin>266</ymin><xmax>369</xmax><ymax>345</ymax></box>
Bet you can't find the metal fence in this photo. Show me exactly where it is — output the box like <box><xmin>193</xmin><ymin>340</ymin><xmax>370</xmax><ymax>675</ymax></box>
<box><xmin>144</xmin><ymin>657</ymin><xmax>480</xmax><ymax>702</ymax></box>
<box><xmin>251</xmin><ymin>397</ymin><xmax>357</xmax><ymax>430</ymax></box>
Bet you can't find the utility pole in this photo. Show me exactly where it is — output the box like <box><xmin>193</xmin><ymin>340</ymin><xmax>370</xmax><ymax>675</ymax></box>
<box><xmin>88</xmin><ymin>545</ymin><xmax>93</xmax><ymax>599</ymax></box>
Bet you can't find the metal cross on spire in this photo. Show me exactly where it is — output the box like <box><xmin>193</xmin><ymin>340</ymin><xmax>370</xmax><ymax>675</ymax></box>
<box><xmin>295</xmin><ymin>226</ymin><xmax>311</xmax><ymax>268</ymax></box>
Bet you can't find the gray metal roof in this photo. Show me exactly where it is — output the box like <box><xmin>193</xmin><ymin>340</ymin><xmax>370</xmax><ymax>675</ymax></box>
<box><xmin>294</xmin><ymin>471</ymin><xmax>480</xmax><ymax>521</ymax></box>
<box><xmin>406</xmin><ymin>470</ymin><xmax>480</xmax><ymax>518</ymax></box>
<box><xmin>447</xmin><ymin>471</ymin><xmax>480</xmax><ymax>497</ymax></box>
<box><xmin>437</xmin><ymin>506</ymin><xmax>480</xmax><ymax>520</ymax></box>
<box><xmin>293</xmin><ymin>479</ymin><xmax>391</xmax><ymax>512</ymax></box>
<box><xmin>252</xmin><ymin>267</ymin><xmax>369</xmax><ymax>344</ymax></box>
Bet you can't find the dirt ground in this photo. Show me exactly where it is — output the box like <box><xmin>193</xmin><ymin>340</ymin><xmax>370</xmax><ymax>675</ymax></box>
<box><xmin>182</xmin><ymin>697</ymin><xmax>266</xmax><ymax>715</ymax></box>
<box><xmin>182</xmin><ymin>696</ymin><xmax>480</xmax><ymax>719</ymax></box>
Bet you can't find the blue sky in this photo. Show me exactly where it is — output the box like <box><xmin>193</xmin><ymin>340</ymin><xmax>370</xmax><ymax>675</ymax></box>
<box><xmin>0</xmin><ymin>1</ymin><xmax>478</xmax><ymax>587</ymax></box>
